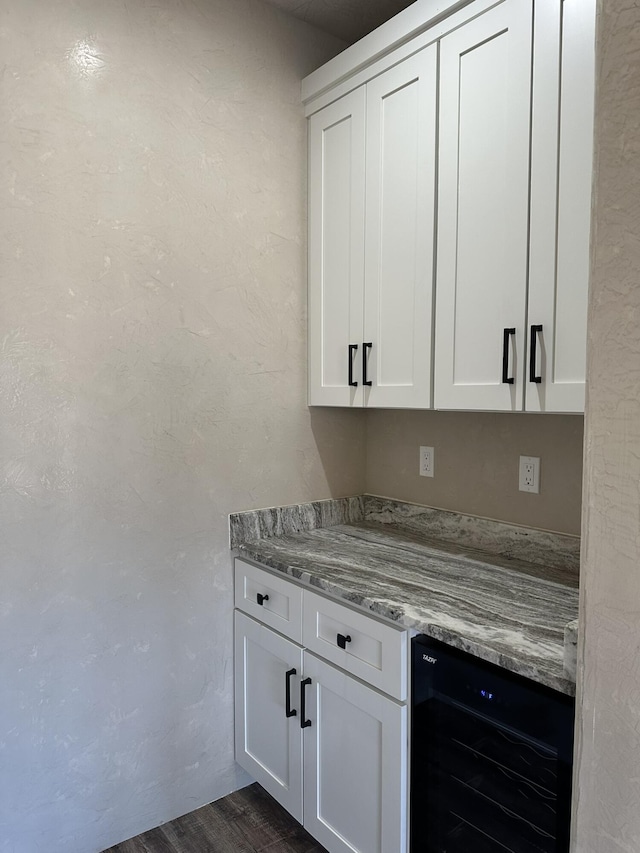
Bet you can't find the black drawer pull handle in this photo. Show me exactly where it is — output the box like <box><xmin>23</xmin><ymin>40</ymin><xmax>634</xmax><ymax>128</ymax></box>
<box><xmin>300</xmin><ymin>677</ymin><xmax>312</xmax><ymax>728</ymax></box>
<box><xmin>529</xmin><ymin>324</ymin><xmax>543</xmax><ymax>383</ymax></box>
<box><xmin>337</xmin><ymin>633</ymin><xmax>352</xmax><ymax>650</ymax></box>
<box><xmin>362</xmin><ymin>342</ymin><xmax>373</xmax><ymax>387</ymax></box>
<box><xmin>502</xmin><ymin>328</ymin><xmax>516</xmax><ymax>384</ymax></box>
<box><xmin>256</xmin><ymin>593</ymin><xmax>269</xmax><ymax>606</ymax></box>
<box><xmin>348</xmin><ymin>344</ymin><xmax>358</xmax><ymax>387</ymax></box>
<box><xmin>285</xmin><ymin>668</ymin><xmax>297</xmax><ymax>718</ymax></box>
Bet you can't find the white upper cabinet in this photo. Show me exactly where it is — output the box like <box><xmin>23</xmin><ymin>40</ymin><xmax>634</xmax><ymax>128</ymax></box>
<box><xmin>363</xmin><ymin>47</ymin><xmax>437</xmax><ymax>408</ymax></box>
<box><xmin>304</xmin><ymin>0</ymin><xmax>595</xmax><ymax>413</ymax></box>
<box><xmin>434</xmin><ymin>0</ymin><xmax>533</xmax><ymax>411</ymax></box>
<box><xmin>308</xmin><ymin>47</ymin><xmax>437</xmax><ymax>408</ymax></box>
<box><xmin>526</xmin><ymin>0</ymin><xmax>596</xmax><ymax>413</ymax></box>
<box><xmin>308</xmin><ymin>89</ymin><xmax>366</xmax><ymax>407</ymax></box>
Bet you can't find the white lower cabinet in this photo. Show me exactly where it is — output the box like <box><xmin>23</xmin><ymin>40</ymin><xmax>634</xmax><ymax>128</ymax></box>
<box><xmin>234</xmin><ymin>611</ymin><xmax>304</xmax><ymax>822</ymax></box>
<box><xmin>234</xmin><ymin>562</ymin><xmax>408</xmax><ymax>853</ymax></box>
<box><xmin>302</xmin><ymin>653</ymin><xmax>407</xmax><ymax>853</ymax></box>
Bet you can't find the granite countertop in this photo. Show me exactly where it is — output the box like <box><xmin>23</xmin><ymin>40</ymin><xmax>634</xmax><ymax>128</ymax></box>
<box><xmin>230</xmin><ymin>496</ymin><xmax>580</xmax><ymax>696</ymax></box>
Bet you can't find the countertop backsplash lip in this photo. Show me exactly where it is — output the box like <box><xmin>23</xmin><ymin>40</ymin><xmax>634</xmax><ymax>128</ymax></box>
<box><xmin>228</xmin><ymin>495</ymin><xmax>364</xmax><ymax>549</ymax></box>
<box><xmin>231</xmin><ymin>493</ymin><xmax>581</xmax><ymax>575</ymax></box>
<box><xmin>362</xmin><ymin>493</ymin><xmax>582</xmax><ymax>538</ymax></box>
<box><xmin>362</xmin><ymin>495</ymin><xmax>581</xmax><ymax>575</ymax></box>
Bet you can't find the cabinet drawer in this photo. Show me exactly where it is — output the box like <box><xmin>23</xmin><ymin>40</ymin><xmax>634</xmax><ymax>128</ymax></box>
<box><xmin>302</xmin><ymin>590</ymin><xmax>407</xmax><ymax>700</ymax></box>
<box><xmin>235</xmin><ymin>560</ymin><xmax>303</xmax><ymax>643</ymax></box>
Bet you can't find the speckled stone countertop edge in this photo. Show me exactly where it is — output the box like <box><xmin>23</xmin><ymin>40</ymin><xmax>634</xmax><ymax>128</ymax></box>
<box><xmin>564</xmin><ymin>619</ymin><xmax>579</xmax><ymax>683</ymax></box>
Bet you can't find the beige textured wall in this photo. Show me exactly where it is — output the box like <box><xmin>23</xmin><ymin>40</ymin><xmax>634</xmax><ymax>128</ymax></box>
<box><xmin>573</xmin><ymin>1</ymin><xmax>640</xmax><ymax>849</ymax></box>
<box><xmin>0</xmin><ymin>3</ymin><xmax>360</xmax><ymax>851</ymax></box>
<box><xmin>365</xmin><ymin>410</ymin><xmax>584</xmax><ymax>534</ymax></box>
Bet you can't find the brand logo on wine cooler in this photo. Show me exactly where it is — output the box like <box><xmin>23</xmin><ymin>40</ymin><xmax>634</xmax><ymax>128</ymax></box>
<box><xmin>422</xmin><ymin>654</ymin><xmax>437</xmax><ymax>664</ymax></box>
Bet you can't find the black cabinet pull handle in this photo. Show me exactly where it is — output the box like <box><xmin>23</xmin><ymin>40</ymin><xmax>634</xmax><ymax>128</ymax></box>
<box><xmin>256</xmin><ymin>593</ymin><xmax>269</xmax><ymax>606</ymax></box>
<box><xmin>348</xmin><ymin>344</ymin><xmax>358</xmax><ymax>387</ymax></box>
<box><xmin>300</xmin><ymin>677</ymin><xmax>312</xmax><ymax>728</ymax></box>
<box><xmin>502</xmin><ymin>328</ymin><xmax>516</xmax><ymax>384</ymax></box>
<box><xmin>285</xmin><ymin>668</ymin><xmax>297</xmax><ymax>718</ymax></box>
<box><xmin>362</xmin><ymin>342</ymin><xmax>373</xmax><ymax>387</ymax></box>
<box><xmin>337</xmin><ymin>633</ymin><xmax>352</xmax><ymax>650</ymax></box>
<box><xmin>529</xmin><ymin>324</ymin><xmax>543</xmax><ymax>383</ymax></box>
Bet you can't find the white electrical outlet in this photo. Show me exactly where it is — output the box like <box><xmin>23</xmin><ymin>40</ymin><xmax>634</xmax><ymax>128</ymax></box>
<box><xmin>419</xmin><ymin>446</ymin><xmax>434</xmax><ymax>478</ymax></box>
<box><xmin>519</xmin><ymin>456</ymin><xmax>540</xmax><ymax>493</ymax></box>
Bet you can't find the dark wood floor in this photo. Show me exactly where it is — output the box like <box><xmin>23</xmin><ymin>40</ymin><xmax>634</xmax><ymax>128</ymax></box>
<box><xmin>103</xmin><ymin>783</ymin><xmax>328</xmax><ymax>853</ymax></box>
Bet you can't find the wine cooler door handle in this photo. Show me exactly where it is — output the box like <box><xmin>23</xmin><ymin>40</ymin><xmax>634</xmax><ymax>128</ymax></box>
<box><xmin>300</xmin><ymin>677</ymin><xmax>312</xmax><ymax>729</ymax></box>
<box><xmin>502</xmin><ymin>328</ymin><xmax>516</xmax><ymax>385</ymax></box>
<box><xmin>529</xmin><ymin>325</ymin><xmax>543</xmax><ymax>383</ymax></box>
<box><xmin>362</xmin><ymin>342</ymin><xmax>373</xmax><ymax>387</ymax></box>
<box><xmin>285</xmin><ymin>668</ymin><xmax>297</xmax><ymax>718</ymax></box>
<box><xmin>348</xmin><ymin>344</ymin><xmax>358</xmax><ymax>387</ymax></box>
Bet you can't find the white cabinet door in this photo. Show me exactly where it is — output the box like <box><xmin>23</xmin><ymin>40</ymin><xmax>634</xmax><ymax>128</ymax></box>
<box><xmin>435</xmin><ymin>0</ymin><xmax>533</xmax><ymax>411</ymax></box>
<box><xmin>308</xmin><ymin>89</ymin><xmax>366</xmax><ymax>406</ymax></box>
<box><xmin>234</xmin><ymin>611</ymin><xmax>304</xmax><ymax>822</ymax></box>
<box><xmin>363</xmin><ymin>46</ymin><xmax>437</xmax><ymax>409</ymax></box>
<box><xmin>526</xmin><ymin>0</ymin><xmax>595</xmax><ymax>413</ymax></box>
<box><xmin>302</xmin><ymin>653</ymin><xmax>408</xmax><ymax>853</ymax></box>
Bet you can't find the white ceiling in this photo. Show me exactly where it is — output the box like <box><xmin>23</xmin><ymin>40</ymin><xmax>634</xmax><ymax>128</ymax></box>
<box><xmin>263</xmin><ymin>0</ymin><xmax>416</xmax><ymax>43</ymax></box>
